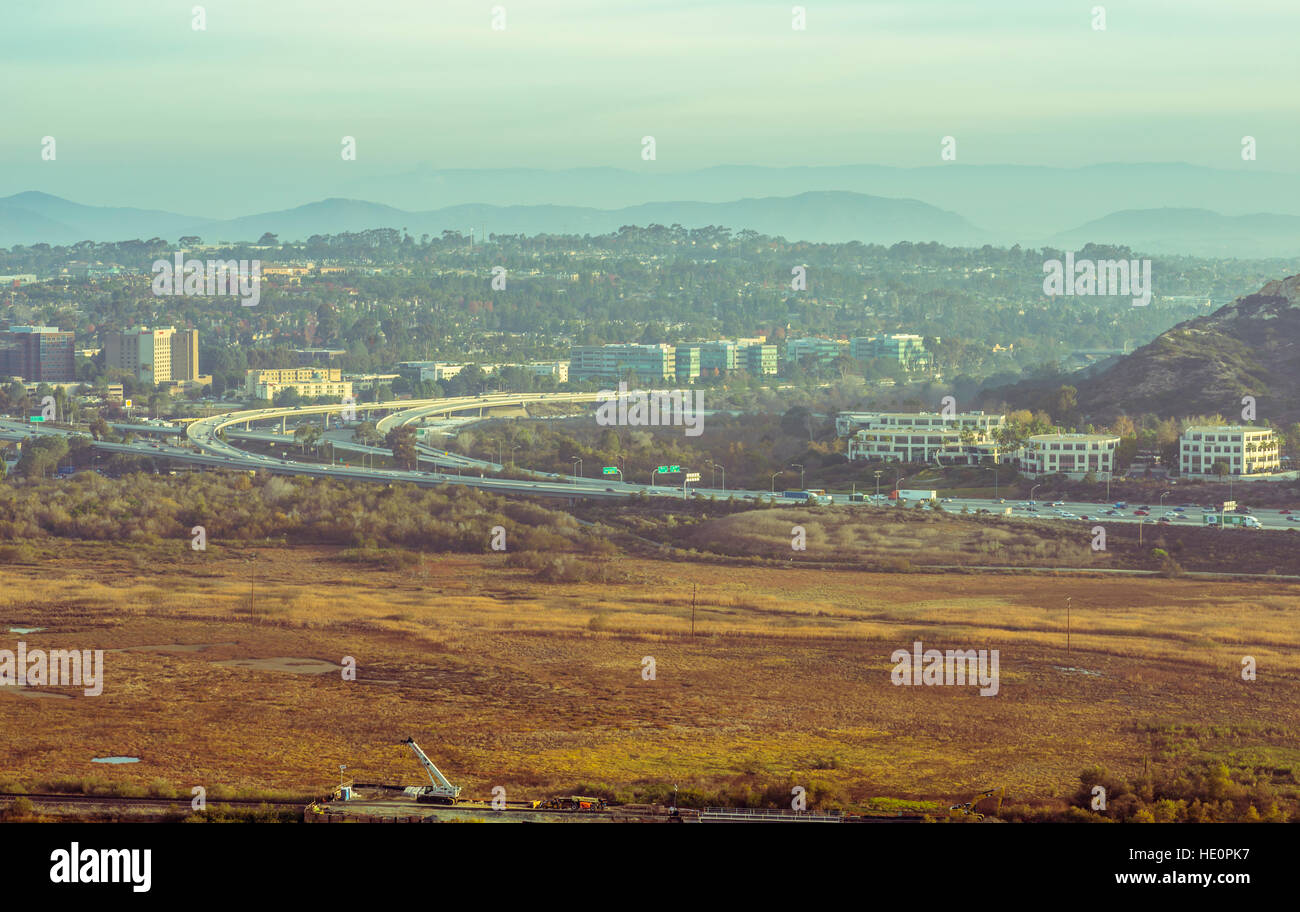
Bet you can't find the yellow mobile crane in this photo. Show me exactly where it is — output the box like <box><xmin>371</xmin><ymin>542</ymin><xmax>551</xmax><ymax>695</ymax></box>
<box><xmin>949</xmin><ymin>787</ymin><xmax>1004</xmax><ymax>820</ymax></box>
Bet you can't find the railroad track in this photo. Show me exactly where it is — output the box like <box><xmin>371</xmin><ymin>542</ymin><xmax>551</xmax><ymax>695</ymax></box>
<box><xmin>0</xmin><ymin>792</ymin><xmax>306</xmax><ymax>810</ymax></box>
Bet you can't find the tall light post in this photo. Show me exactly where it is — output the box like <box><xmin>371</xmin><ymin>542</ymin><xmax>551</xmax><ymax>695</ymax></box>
<box><xmin>1030</xmin><ymin>483</ymin><xmax>1041</xmax><ymax>503</ymax></box>
<box><xmin>791</xmin><ymin>463</ymin><xmax>804</xmax><ymax>490</ymax></box>
<box><xmin>1159</xmin><ymin>490</ymin><xmax>1170</xmax><ymax>509</ymax></box>
<box><xmin>511</xmin><ymin>444</ymin><xmax>521</xmax><ymax>468</ymax></box>
<box><xmin>569</xmin><ymin>456</ymin><xmax>582</xmax><ymax>483</ymax></box>
<box><xmin>770</xmin><ymin>470</ymin><xmax>782</xmax><ymax>494</ymax></box>
<box><xmin>873</xmin><ymin>469</ymin><xmax>883</xmax><ymax>503</ymax></box>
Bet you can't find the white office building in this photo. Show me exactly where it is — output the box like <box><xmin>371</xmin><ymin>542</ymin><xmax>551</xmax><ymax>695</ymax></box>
<box><xmin>1179</xmin><ymin>426</ymin><xmax>1280</xmax><ymax>478</ymax></box>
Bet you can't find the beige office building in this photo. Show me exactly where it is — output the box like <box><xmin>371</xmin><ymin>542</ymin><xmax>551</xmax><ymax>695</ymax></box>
<box><xmin>245</xmin><ymin>367</ymin><xmax>352</xmax><ymax>400</ymax></box>
<box><xmin>105</xmin><ymin>327</ymin><xmax>199</xmax><ymax>383</ymax></box>
<box><xmin>1179</xmin><ymin>426</ymin><xmax>1280</xmax><ymax>478</ymax></box>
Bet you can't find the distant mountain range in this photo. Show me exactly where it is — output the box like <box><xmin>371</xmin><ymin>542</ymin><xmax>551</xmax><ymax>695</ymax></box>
<box><xmin>1052</xmin><ymin>208</ymin><xmax>1300</xmax><ymax>259</ymax></box>
<box><xmin>0</xmin><ymin>189</ymin><xmax>986</xmax><ymax>248</ymax></box>
<box><xmin>995</xmin><ymin>273</ymin><xmax>1300</xmax><ymax>424</ymax></box>
<box><xmin>4</xmin><ymin>169</ymin><xmax>1300</xmax><ymax>257</ymax></box>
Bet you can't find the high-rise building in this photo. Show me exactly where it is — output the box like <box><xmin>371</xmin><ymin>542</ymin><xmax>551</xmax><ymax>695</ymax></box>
<box><xmin>0</xmin><ymin>326</ymin><xmax>75</xmax><ymax>382</ymax></box>
<box><xmin>104</xmin><ymin>327</ymin><xmax>199</xmax><ymax>383</ymax></box>
<box><xmin>170</xmin><ymin>329</ymin><xmax>200</xmax><ymax>381</ymax></box>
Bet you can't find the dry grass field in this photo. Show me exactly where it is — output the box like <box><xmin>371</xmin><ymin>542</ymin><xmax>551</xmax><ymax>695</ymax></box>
<box><xmin>1</xmin><ymin>541</ymin><xmax>1297</xmax><ymax>818</ymax></box>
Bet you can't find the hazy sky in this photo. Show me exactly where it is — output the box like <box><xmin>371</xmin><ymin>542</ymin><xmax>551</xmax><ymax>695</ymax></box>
<box><xmin>2</xmin><ymin>0</ymin><xmax>1298</xmax><ymax>213</ymax></box>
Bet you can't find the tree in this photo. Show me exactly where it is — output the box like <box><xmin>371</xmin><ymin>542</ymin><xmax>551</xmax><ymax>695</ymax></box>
<box><xmin>294</xmin><ymin>424</ymin><xmax>322</xmax><ymax>453</ymax></box>
<box><xmin>354</xmin><ymin>421</ymin><xmax>382</xmax><ymax>447</ymax></box>
<box><xmin>16</xmin><ymin>436</ymin><xmax>68</xmax><ymax>478</ymax></box>
<box><xmin>385</xmin><ymin>425</ymin><xmax>418</xmax><ymax>470</ymax></box>
<box><xmin>780</xmin><ymin>406</ymin><xmax>815</xmax><ymax>441</ymax></box>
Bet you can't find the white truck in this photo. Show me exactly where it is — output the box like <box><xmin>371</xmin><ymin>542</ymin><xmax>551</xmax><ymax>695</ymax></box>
<box><xmin>891</xmin><ymin>489</ymin><xmax>938</xmax><ymax>503</ymax></box>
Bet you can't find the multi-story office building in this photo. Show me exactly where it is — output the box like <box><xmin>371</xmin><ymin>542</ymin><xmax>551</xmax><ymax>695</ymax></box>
<box><xmin>784</xmin><ymin>337</ymin><xmax>847</xmax><ymax>367</ymax></box>
<box><xmin>245</xmin><ymin>367</ymin><xmax>352</xmax><ymax>400</ymax></box>
<box><xmin>104</xmin><ymin>327</ymin><xmax>199</xmax><ymax>384</ymax></box>
<box><xmin>739</xmin><ymin>342</ymin><xmax>778</xmax><ymax>375</ymax></box>
<box><xmin>843</xmin><ymin>411</ymin><xmax>1007</xmax><ymax>464</ymax></box>
<box><xmin>569</xmin><ymin>344</ymin><xmax>676</xmax><ymax>382</ymax></box>
<box><xmin>837</xmin><ymin>410</ymin><xmax>1004</xmax><ymax>438</ymax></box>
<box><xmin>675</xmin><ymin>345</ymin><xmax>701</xmax><ymax>382</ymax></box>
<box><xmin>0</xmin><ymin>326</ymin><xmax>75</xmax><ymax>382</ymax></box>
<box><xmin>170</xmin><ymin>329</ymin><xmax>200</xmax><ymax>381</ymax></box>
<box><xmin>849</xmin><ymin>334</ymin><xmax>932</xmax><ymax>372</ymax></box>
<box><xmin>699</xmin><ymin>341</ymin><xmax>737</xmax><ymax>374</ymax></box>
<box><xmin>1022</xmin><ymin>433</ymin><xmax>1119</xmax><ymax>479</ymax></box>
<box><xmin>1179</xmin><ymin>426</ymin><xmax>1280</xmax><ymax>478</ymax></box>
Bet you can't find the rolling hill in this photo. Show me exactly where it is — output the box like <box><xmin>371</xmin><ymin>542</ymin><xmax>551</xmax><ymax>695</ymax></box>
<box><xmin>1071</xmin><ymin>273</ymin><xmax>1300</xmax><ymax>423</ymax></box>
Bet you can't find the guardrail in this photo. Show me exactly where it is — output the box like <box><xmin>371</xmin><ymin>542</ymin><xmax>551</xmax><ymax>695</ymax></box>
<box><xmin>699</xmin><ymin>807</ymin><xmax>843</xmax><ymax>823</ymax></box>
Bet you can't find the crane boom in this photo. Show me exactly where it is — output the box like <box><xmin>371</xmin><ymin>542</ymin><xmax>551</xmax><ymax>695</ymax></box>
<box><xmin>400</xmin><ymin>737</ymin><xmax>461</xmax><ymax>800</ymax></box>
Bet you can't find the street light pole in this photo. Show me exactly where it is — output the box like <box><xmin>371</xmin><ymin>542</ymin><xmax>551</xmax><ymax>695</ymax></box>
<box><xmin>770</xmin><ymin>471</ymin><xmax>781</xmax><ymax>494</ymax></box>
<box><xmin>874</xmin><ymin>469</ymin><xmax>883</xmax><ymax>503</ymax></box>
<box><xmin>1031</xmin><ymin>483</ymin><xmax>1041</xmax><ymax>503</ymax></box>
<box><xmin>792</xmin><ymin>463</ymin><xmax>804</xmax><ymax>490</ymax></box>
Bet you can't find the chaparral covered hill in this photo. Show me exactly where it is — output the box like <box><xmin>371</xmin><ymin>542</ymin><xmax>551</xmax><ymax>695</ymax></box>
<box><xmin>1075</xmin><ymin>273</ymin><xmax>1300</xmax><ymax>423</ymax></box>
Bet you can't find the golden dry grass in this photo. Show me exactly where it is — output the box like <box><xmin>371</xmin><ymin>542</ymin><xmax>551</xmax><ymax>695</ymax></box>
<box><xmin>1</xmin><ymin>541</ymin><xmax>1297</xmax><ymax>810</ymax></box>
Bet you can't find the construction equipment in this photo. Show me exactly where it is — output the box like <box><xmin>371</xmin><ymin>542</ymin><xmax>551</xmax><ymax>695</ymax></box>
<box><xmin>530</xmin><ymin>796</ymin><xmax>607</xmax><ymax>812</ymax></box>
<box><xmin>949</xmin><ymin>787</ymin><xmax>1004</xmax><ymax>820</ymax></box>
<box><xmin>399</xmin><ymin>737</ymin><xmax>462</xmax><ymax>804</ymax></box>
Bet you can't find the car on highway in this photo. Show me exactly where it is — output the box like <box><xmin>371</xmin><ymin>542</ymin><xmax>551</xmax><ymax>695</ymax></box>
<box><xmin>1134</xmin><ymin>509</ymin><xmax>1149</xmax><ymax>516</ymax></box>
<box><xmin>1289</xmin><ymin>516</ymin><xmax>1300</xmax><ymax>523</ymax></box>
<box><xmin>1280</xmin><ymin>509</ymin><xmax>1292</xmax><ymax>515</ymax></box>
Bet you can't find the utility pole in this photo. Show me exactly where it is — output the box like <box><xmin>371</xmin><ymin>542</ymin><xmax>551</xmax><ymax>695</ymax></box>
<box><xmin>1066</xmin><ymin>596</ymin><xmax>1072</xmax><ymax>656</ymax></box>
<box><xmin>691</xmin><ymin>583</ymin><xmax>696</xmax><ymax>637</ymax></box>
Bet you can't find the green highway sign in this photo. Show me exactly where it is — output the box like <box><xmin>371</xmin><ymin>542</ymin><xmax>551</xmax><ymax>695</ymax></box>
<box><xmin>28</xmin><ymin>416</ymin><xmax>45</xmax><ymax>422</ymax></box>
<box><xmin>655</xmin><ymin>465</ymin><xmax>682</xmax><ymax>474</ymax></box>
<box><xmin>602</xmin><ymin>466</ymin><xmax>619</xmax><ymax>475</ymax></box>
